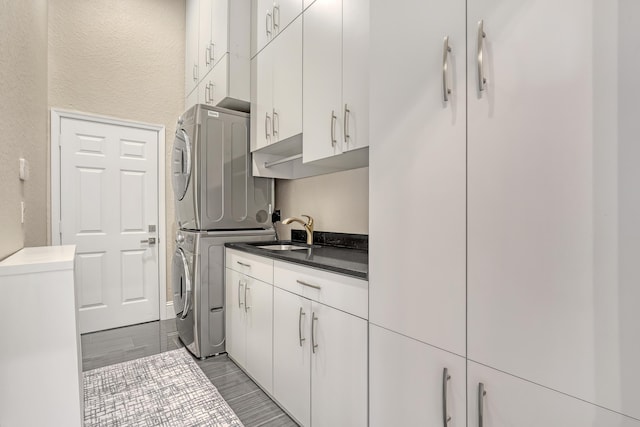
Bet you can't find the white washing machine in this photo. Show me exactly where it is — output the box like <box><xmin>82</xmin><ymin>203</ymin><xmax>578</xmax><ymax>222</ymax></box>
<box><xmin>172</xmin><ymin>104</ymin><xmax>274</xmax><ymax>231</ymax></box>
<box><xmin>172</xmin><ymin>228</ymin><xmax>275</xmax><ymax>358</ymax></box>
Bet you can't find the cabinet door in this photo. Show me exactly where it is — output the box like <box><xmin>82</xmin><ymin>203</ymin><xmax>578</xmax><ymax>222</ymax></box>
<box><xmin>225</xmin><ymin>268</ymin><xmax>246</xmax><ymax>366</ymax></box>
<box><xmin>211</xmin><ymin>0</ymin><xmax>229</xmax><ymax>65</ymax></box>
<box><xmin>185</xmin><ymin>87</ymin><xmax>199</xmax><ymax>110</ymax></box>
<box><xmin>272</xmin><ymin>17</ymin><xmax>302</xmax><ymax>142</ymax></box>
<box><xmin>341</xmin><ymin>0</ymin><xmax>368</xmax><ymax>152</ymax></box>
<box><xmin>369</xmin><ymin>0</ymin><xmax>466</xmax><ymax>356</ymax></box>
<box><xmin>255</xmin><ymin>0</ymin><xmax>273</xmax><ymax>55</ymax></box>
<box><xmin>253</xmin><ymin>46</ymin><xmax>274</xmax><ymax>150</ymax></box>
<box><xmin>199</xmin><ymin>0</ymin><xmax>214</xmax><ymax>76</ymax></box>
<box><xmin>311</xmin><ymin>302</ymin><xmax>367</xmax><ymax>427</ymax></box>
<box><xmin>185</xmin><ymin>0</ymin><xmax>200</xmax><ymax>95</ymax></box>
<box><xmin>467</xmin><ymin>0</ymin><xmax>640</xmax><ymax>418</ymax></box>
<box><xmin>468</xmin><ymin>362</ymin><xmax>640</xmax><ymax>427</ymax></box>
<box><xmin>245</xmin><ymin>277</ymin><xmax>274</xmax><ymax>394</ymax></box>
<box><xmin>302</xmin><ymin>0</ymin><xmax>342</xmax><ymax>163</ymax></box>
<box><xmin>273</xmin><ymin>288</ymin><xmax>312</xmax><ymax>427</ymax></box>
<box><xmin>369</xmin><ymin>324</ymin><xmax>466</xmax><ymax>427</ymax></box>
<box><xmin>273</xmin><ymin>0</ymin><xmax>302</xmax><ymax>37</ymax></box>
<box><xmin>210</xmin><ymin>55</ymin><xmax>229</xmax><ymax>105</ymax></box>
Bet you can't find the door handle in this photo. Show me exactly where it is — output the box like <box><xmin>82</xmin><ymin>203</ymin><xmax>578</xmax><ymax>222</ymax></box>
<box><xmin>343</xmin><ymin>104</ymin><xmax>350</xmax><ymax>143</ymax></box>
<box><xmin>238</xmin><ymin>281</ymin><xmax>245</xmax><ymax>309</ymax></box>
<box><xmin>443</xmin><ymin>36</ymin><xmax>452</xmax><ymax>102</ymax></box>
<box><xmin>330</xmin><ymin>110</ymin><xmax>337</xmax><ymax>147</ymax></box>
<box><xmin>477</xmin><ymin>20</ymin><xmax>487</xmax><ymax>92</ymax></box>
<box><xmin>478</xmin><ymin>382</ymin><xmax>487</xmax><ymax>427</ymax></box>
<box><xmin>311</xmin><ymin>312</ymin><xmax>318</xmax><ymax>353</ymax></box>
<box><xmin>442</xmin><ymin>367</ymin><xmax>452</xmax><ymax>426</ymax></box>
<box><xmin>298</xmin><ymin>307</ymin><xmax>306</xmax><ymax>347</ymax></box>
<box><xmin>140</xmin><ymin>237</ymin><xmax>156</xmax><ymax>245</ymax></box>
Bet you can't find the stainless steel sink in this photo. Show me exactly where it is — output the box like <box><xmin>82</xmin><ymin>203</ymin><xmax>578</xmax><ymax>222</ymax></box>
<box><xmin>255</xmin><ymin>244</ymin><xmax>309</xmax><ymax>251</ymax></box>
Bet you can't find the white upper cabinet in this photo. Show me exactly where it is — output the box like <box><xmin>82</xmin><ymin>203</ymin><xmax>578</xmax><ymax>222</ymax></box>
<box><xmin>368</xmin><ymin>0</ymin><xmax>466</xmax><ymax>357</ymax></box>
<box><xmin>467</xmin><ymin>0</ymin><xmax>640</xmax><ymax>419</ymax></box>
<box><xmin>254</xmin><ymin>0</ymin><xmax>303</xmax><ymax>57</ymax></box>
<box><xmin>302</xmin><ymin>0</ymin><xmax>369</xmax><ymax>164</ymax></box>
<box><xmin>185</xmin><ymin>0</ymin><xmax>200</xmax><ymax>96</ymax></box>
<box><xmin>302</xmin><ymin>0</ymin><xmax>343</xmax><ymax>162</ymax></box>
<box><xmin>468</xmin><ymin>362</ymin><xmax>640</xmax><ymax>427</ymax></box>
<box><xmin>251</xmin><ymin>17</ymin><xmax>302</xmax><ymax>151</ymax></box>
<box><xmin>185</xmin><ymin>0</ymin><xmax>250</xmax><ymax>110</ymax></box>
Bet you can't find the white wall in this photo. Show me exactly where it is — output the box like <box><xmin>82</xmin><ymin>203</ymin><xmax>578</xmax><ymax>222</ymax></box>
<box><xmin>0</xmin><ymin>0</ymin><xmax>49</xmax><ymax>260</ymax></box>
<box><xmin>48</xmin><ymin>0</ymin><xmax>185</xmax><ymax>299</ymax></box>
<box><xmin>275</xmin><ymin>167</ymin><xmax>369</xmax><ymax>239</ymax></box>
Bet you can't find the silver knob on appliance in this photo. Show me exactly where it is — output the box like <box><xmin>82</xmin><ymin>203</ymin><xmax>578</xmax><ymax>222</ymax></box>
<box><xmin>176</xmin><ymin>233</ymin><xmax>185</xmax><ymax>244</ymax></box>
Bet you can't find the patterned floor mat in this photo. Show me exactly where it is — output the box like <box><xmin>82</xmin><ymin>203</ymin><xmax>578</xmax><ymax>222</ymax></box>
<box><xmin>83</xmin><ymin>348</ymin><xmax>244</xmax><ymax>427</ymax></box>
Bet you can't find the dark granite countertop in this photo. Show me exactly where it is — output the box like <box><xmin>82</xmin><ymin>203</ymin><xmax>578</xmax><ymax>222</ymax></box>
<box><xmin>225</xmin><ymin>232</ymin><xmax>368</xmax><ymax>280</ymax></box>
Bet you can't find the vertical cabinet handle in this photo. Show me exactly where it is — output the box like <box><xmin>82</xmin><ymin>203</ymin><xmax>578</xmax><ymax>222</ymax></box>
<box><xmin>298</xmin><ymin>307</ymin><xmax>306</xmax><ymax>346</ymax></box>
<box><xmin>266</xmin><ymin>11</ymin><xmax>273</xmax><ymax>37</ymax></box>
<box><xmin>478</xmin><ymin>382</ymin><xmax>487</xmax><ymax>427</ymax></box>
<box><xmin>205</xmin><ymin>45</ymin><xmax>211</xmax><ymax>66</ymax></box>
<box><xmin>330</xmin><ymin>111</ymin><xmax>337</xmax><ymax>147</ymax></box>
<box><xmin>209</xmin><ymin>42</ymin><xmax>215</xmax><ymax>64</ymax></box>
<box><xmin>311</xmin><ymin>312</ymin><xmax>318</xmax><ymax>353</ymax></box>
<box><xmin>442</xmin><ymin>36</ymin><xmax>452</xmax><ymax>102</ymax></box>
<box><xmin>238</xmin><ymin>281</ymin><xmax>245</xmax><ymax>308</ymax></box>
<box><xmin>265</xmin><ymin>113</ymin><xmax>272</xmax><ymax>143</ymax></box>
<box><xmin>442</xmin><ymin>368</ymin><xmax>452</xmax><ymax>426</ymax></box>
<box><xmin>273</xmin><ymin>4</ymin><xmax>280</xmax><ymax>32</ymax></box>
<box><xmin>193</xmin><ymin>64</ymin><xmax>198</xmax><ymax>82</ymax></box>
<box><xmin>343</xmin><ymin>104</ymin><xmax>350</xmax><ymax>143</ymax></box>
<box><xmin>273</xmin><ymin>110</ymin><xmax>279</xmax><ymax>137</ymax></box>
<box><xmin>244</xmin><ymin>286</ymin><xmax>250</xmax><ymax>313</ymax></box>
<box><xmin>205</xmin><ymin>82</ymin><xmax>211</xmax><ymax>104</ymax></box>
<box><xmin>209</xmin><ymin>82</ymin><xmax>215</xmax><ymax>104</ymax></box>
<box><xmin>477</xmin><ymin>20</ymin><xmax>487</xmax><ymax>92</ymax></box>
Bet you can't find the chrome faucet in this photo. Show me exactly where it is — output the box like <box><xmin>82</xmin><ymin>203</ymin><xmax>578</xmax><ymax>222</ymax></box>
<box><xmin>282</xmin><ymin>215</ymin><xmax>314</xmax><ymax>245</ymax></box>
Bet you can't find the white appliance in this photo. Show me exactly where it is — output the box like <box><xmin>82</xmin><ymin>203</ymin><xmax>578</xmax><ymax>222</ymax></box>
<box><xmin>172</xmin><ymin>104</ymin><xmax>274</xmax><ymax>231</ymax></box>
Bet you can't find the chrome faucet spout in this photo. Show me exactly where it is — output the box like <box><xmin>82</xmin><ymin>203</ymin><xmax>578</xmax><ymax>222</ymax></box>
<box><xmin>282</xmin><ymin>215</ymin><xmax>314</xmax><ymax>245</ymax></box>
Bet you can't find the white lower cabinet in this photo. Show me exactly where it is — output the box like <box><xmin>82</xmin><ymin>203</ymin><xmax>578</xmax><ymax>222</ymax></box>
<box><xmin>311</xmin><ymin>300</ymin><xmax>367</xmax><ymax>427</ymax></box>
<box><xmin>369</xmin><ymin>324</ymin><xmax>466</xmax><ymax>427</ymax></box>
<box><xmin>272</xmin><ymin>264</ymin><xmax>368</xmax><ymax>427</ymax></box>
<box><xmin>225</xmin><ymin>267</ymin><xmax>273</xmax><ymax>393</ymax></box>
<box><xmin>467</xmin><ymin>361</ymin><xmax>640</xmax><ymax>427</ymax></box>
<box><xmin>273</xmin><ymin>287</ymin><xmax>312</xmax><ymax>426</ymax></box>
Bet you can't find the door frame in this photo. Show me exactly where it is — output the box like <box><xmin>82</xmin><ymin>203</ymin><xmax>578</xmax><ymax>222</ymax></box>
<box><xmin>50</xmin><ymin>109</ymin><xmax>170</xmax><ymax>321</ymax></box>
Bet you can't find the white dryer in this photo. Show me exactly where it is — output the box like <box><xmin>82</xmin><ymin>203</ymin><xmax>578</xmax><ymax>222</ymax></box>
<box><xmin>172</xmin><ymin>104</ymin><xmax>274</xmax><ymax>231</ymax></box>
<box><xmin>172</xmin><ymin>228</ymin><xmax>274</xmax><ymax>358</ymax></box>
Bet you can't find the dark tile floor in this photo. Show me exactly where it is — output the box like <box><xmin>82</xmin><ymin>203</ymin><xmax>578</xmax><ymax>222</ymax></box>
<box><xmin>81</xmin><ymin>320</ymin><xmax>298</xmax><ymax>427</ymax></box>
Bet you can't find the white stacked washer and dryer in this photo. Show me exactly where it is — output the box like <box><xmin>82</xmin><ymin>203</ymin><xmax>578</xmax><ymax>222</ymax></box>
<box><xmin>171</xmin><ymin>104</ymin><xmax>275</xmax><ymax>359</ymax></box>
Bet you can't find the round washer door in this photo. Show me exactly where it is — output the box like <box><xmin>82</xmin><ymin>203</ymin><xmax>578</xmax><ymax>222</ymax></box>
<box><xmin>171</xmin><ymin>128</ymin><xmax>192</xmax><ymax>201</ymax></box>
<box><xmin>172</xmin><ymin>248</ymin><xmax>192</xmax><ymax>319</ymax></box>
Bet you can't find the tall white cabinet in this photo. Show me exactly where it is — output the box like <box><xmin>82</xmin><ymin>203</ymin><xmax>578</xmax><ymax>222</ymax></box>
<box><xmin>370</xmin><ymin>0</ymin><xmax>640</xmax><ymax>425</ymax></box>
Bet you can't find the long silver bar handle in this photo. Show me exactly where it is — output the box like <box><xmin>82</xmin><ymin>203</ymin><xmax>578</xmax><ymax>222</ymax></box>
<box><xmin>238</xmin><ymin>281</ymin><xmax>245</xmax><ymax>308</ymax></box>
<box><xmin>330</xmin><ymin>110</ymin><xmax>337</xmax><ymax>147</ymax></box>
<box><xmin>265</xmin><ymin>113</ymin><xmax>272</xmax><ymax>143</ymax></box>
<box><xmin>273</xmin><ymin>110</ymin><xmax>279</xmax><ymax>137</ymax></box>
<box><xmin>477</xmin><ymin>20</ymin><xmax>487</xmax><ymax>92</ymax></box>
<box><xmin>442</xmin><ymin>368</ymin><xmax>451</xmax><ymax>426</ymax></box>
<box><xmin>209</xmin><ymin>42</ymin><xmax>215</xmax><ymax>63</ymax></box>
<box><xmin>298</xmin><ymin>307</ymin><xmax>306</xmax><ymax>347</ymax></box>
<box><xmin>266</xmin><ymin>11</ymin><xmax>273</xmax><ymax>38</ymax></box>
<box><xmin>205</xmin><ymin>45</ymin><xmax>211</xmax><ymax>66</ymax></box>
<box><xmin>193</xmin><ymin>64</ymin><xmax>198</xmax><ymax>82</ymax></box>
<box><xmin>478</xmin><ymin>382</ymin><xmax>487</xmax><ymax>427</ymax></box>
<box><xmin>208</xmin><ymin>82</ymin><xmax>215</xmax><ymax>104</ymax></box>
<box><xmin>343</xmin><ymin>104</ymin><xmax>350</xmax><ymax>143</ymax></box>
<box><xmin>273</xmin><ymin>4</ymin><xmax>280</xmax><ymax>32</ymax></box>
<box><xmin>244</xmin><ymin>285</ymin><xmax>250</xmax><ymax>313</ymax></box>
<box><xmin>311</xmin><ymin>312</ymin><xmax>318</xmax><ymax>353</ymax></box>
<box><xmin>237</xmin><ymin>261</ymin><xmax>251</xmax><ymax>268</ymax></box>
<box><xmin>296</xmin><ymin>279</ymin><xmax>321</xmax><ymax>290</ymax></box>
<box><xmin>205</xmin><ymin>82</ymin><xmax>211</xmax><ymax>104</ymax></box>
<box><xmin>442</xmin><ymin>36</ymin><xmax>452</xmax><ymax>102</ymax></box>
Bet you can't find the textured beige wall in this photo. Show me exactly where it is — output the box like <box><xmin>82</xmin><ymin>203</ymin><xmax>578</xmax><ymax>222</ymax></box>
<box><xmin>0</xmin><ymin>0</ymin><xmax>49</xmax><ymax>260</ymax></box>
<box><xmin>48</xmin><ymin>0</ymin><xmax>185</xmax><ymax>298</ymax></box>
<box><xmin>275</xmin><ymin>167</ymin><xmax>369</xmax><ymax>240</ymax></box>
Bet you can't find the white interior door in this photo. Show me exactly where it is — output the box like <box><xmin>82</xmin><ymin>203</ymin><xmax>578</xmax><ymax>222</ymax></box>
<box><xmin>59</xmin><ymin>116</ymin><xmax>160</xmax><ymax>333</ymax></box>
